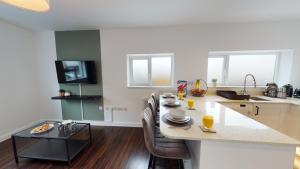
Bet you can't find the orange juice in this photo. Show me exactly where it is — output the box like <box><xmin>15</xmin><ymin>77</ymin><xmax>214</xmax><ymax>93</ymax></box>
<box><xmin>178</xmin><ymin>92</ymin><xmax>184</xmax><ymax>100</ymax></box>
<box><xmin>187</xmin><ymin>99</ymin><xmax>195</xmax><ymax>109</ymax></box>
<box><xmin>202</xmin><ymin>115</ymin><xmax>214</xmax><ymax>129</ymax></box>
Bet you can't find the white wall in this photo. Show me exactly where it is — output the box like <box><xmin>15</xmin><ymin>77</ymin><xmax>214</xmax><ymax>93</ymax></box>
<box><xmin>2</xmin><ymin>20</ymin><xmax>298</xmax><ymax>131</ymax></box>
<box><xmin>0</xmin><ymin>20</ymin><xmax>40</xmax><ymax>141</ymax></box>
<box><xmin>101</xmin><ymin>21</ymin><xmax>300</xmax><ymax>124</ymax></box>
<box><xmin>34</xmin><ymin>31</ymin><xmax>62</xmax><ymax>120</ymax></box>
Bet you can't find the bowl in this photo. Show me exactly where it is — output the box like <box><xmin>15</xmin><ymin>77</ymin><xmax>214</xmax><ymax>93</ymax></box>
<box><xmin>169</xmin><ymin>109</ymin><xmax>186</xmax><ymax>119</ymax></box>
<box><xmin>164</xmin><ymin>98</ymin><xmax>176</xmax><ymax>104</ymax></box>
<box><xmin>163</xmin><ymin>93</ymin><xmax>173</xmax><ymax>97</ymax></box>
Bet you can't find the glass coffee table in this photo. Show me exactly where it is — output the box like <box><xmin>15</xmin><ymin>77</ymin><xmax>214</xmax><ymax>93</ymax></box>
<box><xmin>11</xmin><ymin>121</ymin><xmax>91</xmax><ymax>166</ymax></box>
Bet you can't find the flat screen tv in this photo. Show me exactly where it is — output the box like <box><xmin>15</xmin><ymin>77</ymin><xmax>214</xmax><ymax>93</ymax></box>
<box><xmin>55</xmin><ymin>60</ymin><xmax>97</xmax><ymax>84</ymax></box>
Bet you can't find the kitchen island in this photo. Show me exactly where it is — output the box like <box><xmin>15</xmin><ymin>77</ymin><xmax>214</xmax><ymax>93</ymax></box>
<box><xmin>159</xmin><ymin>95</ymin><xmax>299</xmax><ymax>169</ymax></box>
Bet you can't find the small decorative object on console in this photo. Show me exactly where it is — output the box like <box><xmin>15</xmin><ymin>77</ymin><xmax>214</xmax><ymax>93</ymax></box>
<box><xmin>59</xmin><ymin>120</ymin><xmax>77</xmax><ymax>134</ymax></box>
<box><xmin>64</xmin><ymin>91</ymin><xmax>71</xmax><ymax>97</ymax></box>
<box><xmin>59</xmin><ymin>89</ymin><xmax>65</xmax><ymax>97</ymax></box>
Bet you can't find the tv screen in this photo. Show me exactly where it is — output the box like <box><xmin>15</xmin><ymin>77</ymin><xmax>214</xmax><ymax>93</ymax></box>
<box><xmin>55</xmin><ymin>60</ymin><xmax>97</xmax><ymax>84</ymax></box>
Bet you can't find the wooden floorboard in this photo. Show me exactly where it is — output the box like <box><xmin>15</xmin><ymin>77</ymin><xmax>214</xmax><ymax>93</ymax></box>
<box><xmin>0</xmin><ymin>126</ymin><xmax>180</xmax><ymax>169</ymax></box>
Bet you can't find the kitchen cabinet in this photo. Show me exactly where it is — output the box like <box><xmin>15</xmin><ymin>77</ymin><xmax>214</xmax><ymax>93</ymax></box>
<box><xmin>250</xmin><ymin>103</ymin><xmax>289</xmax><ymax>133</ymax></box>
<box><xmin>282</xmin><ymin>104</ymin><xmax>300</xmax><ymax>141</ymax></box>
<box><xmin>220</xmin><ymin>102</ymin><xmax>253</xmax><ymax>117</ymax></box>
<box><xmin>221</xmin><ymin>102</ymin><xmax>292</xmax><ymax>134</ymax></box>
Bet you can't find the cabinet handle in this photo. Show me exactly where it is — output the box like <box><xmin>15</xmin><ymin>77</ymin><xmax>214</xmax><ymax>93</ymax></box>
<box><xmin>240</xmin><ymin>104</ymin><xmax>246</xmax><ymax>107</ymax></box>
<box><xmin>255</xmin><ymin>106</ymin><xmax>259</xmax><ymax>116</ymax></box>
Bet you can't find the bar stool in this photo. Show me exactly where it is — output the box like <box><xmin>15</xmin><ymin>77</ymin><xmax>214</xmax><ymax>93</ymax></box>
<box><xmin>142</xmin><ymin>107</ymin><xmax>191</xmax><ymax>169</ymax></box>
<box><xmin>148</xmin><ymin>98</ymin><xmax>160</xmax><ymax>126</ymax></box>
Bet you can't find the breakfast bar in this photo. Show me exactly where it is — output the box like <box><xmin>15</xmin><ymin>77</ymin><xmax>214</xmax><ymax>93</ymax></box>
<box><xmin>159</xmin><ymin>95</ymin><xmax>299</xmax><ymax>169</ymax></box>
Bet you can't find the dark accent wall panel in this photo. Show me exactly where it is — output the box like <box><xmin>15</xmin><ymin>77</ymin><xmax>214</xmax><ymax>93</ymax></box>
<box><xmin>55</xmin><ymin>30</ymin><xmax>104</xmax><ymax>121</ymax></box>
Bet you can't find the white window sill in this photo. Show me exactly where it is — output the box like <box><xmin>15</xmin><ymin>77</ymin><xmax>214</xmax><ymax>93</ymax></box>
<box><xmin>127</xmin><ymin>85</ymin><xmax>175</xmax><ymax>89</ymax></box>
<box><xmin>208</xmin><ymin>85</ymin><xmax>266</xmax><ymax>88</ymax></box>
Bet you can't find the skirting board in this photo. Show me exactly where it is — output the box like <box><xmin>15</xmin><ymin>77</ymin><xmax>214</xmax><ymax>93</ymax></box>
<box><xmin>40</xmin><ymin>119</ymin><xmax>142</xmax><ymax>128</ymax></box>
<box><xmin>80</xmin><ymin>120</ymin><xmax>142</xmax><ymax>128</ymax></box>
<box><xmin>0</xmin><ymin>119</ymin><xmax>142</xmax><ymax>143</ymax></box>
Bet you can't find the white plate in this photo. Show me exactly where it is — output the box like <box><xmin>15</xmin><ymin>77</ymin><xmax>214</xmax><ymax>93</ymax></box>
<box><xmin>162</xmin><ymin>95</ymin><xmax>176</xmax><ymax>98</ymax></box>
<box><xmin>163</xmin><ymin>101</ymin><xmax>181</xmax><ymax>107</ymax></box>
<box><xmin>165</xmin><ymin>113</ymin><xmax>191</xmax><ymax>123</ymax></box>
<box><xmin>30</xmin><ymin>123</ymin><xmax>54</xmax><ymax>134</ymax></box>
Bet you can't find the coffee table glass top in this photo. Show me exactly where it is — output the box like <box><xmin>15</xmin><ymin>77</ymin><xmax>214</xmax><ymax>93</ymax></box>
<box><xmin>12</xmin><ymin>121</ymin><xmax>89</xmax><ymax>139</ymax></box>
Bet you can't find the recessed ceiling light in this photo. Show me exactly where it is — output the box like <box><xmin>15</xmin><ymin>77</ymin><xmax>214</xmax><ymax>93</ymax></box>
<box><xmin>1</xmin><ymin>0</ymin><xmax>50</xmax><ymax>12</ymax></box>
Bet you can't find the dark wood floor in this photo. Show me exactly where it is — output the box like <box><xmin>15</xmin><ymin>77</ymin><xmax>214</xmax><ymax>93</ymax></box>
<box><xmin>0</xmin><ymin>126</ymin><xmax>179</xmax><ymax>169</ymax></box>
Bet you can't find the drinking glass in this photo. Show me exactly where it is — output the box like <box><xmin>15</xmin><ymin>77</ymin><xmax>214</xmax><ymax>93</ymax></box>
<box><xmin>187</xmin><ymin>99</ymin><xmax>195</xmax><ymax>109</ymax></box>
<box><xmin>202</xmin><ymin>115</ymin><xmax>214</xmax><ymax>129</ymax></box>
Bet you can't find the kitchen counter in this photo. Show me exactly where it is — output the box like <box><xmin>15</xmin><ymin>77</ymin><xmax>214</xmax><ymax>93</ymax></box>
<box><xmin>160</xmin><ymin>95</ymin><xmax>299</xmax><ymax>145</ymax></box>
<box><xmin>159</xmin><ymin>95</ymin><xmax>299</xmax><ymax>169</ymax></box>
<box><xmin>216</xmin><ymin>94</ymin><xmax>300</xmax><ymax>105</ymax></box>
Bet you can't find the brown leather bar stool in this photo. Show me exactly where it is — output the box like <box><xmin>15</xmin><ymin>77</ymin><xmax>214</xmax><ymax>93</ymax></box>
<box><xmin>143</xmin><ymin>107</ymin><xmax>191</xmax><ymax>169</ymax></box>
<box><xmin>144</xmin><ymin>105</ymin><xmax>181</xmax><ymax>141</ymax></box>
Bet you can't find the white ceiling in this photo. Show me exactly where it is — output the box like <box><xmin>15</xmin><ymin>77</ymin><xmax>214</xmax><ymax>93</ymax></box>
<box><xmin>1</xmin><ymin>0</ymin><xmax>300</xmax><ymax>31</ymax></box>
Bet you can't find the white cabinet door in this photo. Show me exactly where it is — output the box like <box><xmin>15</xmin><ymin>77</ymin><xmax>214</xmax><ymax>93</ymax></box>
<box><xmin>252</xmin><ymin>103</ymin><xmax>289</xmax><ymax>133</ymax></box>
<box><xmin>282</xmin><ymin>104</ymin><xmax>300</xmax><ymax>141</ymax></box>
<box><xmin>220</xmin><ymin>102</ymin><xmax>253</xmax><ymax>117</ymax></box>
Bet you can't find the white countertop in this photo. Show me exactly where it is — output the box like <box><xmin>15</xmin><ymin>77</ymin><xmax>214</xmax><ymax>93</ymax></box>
<box><xmin>159</xmin><ymin>95</ymin><xmax>300</xmax><ymax>145</ymax></box>
<box><xmin>216</xmin><ymin>95</ymin><xmax>300</xmax><ymax>106</ymax></box>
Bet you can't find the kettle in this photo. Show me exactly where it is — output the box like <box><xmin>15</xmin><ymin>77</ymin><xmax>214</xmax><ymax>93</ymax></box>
<box><xmin>283</xmin><ymin>84</ymin><xmax>293</xmax><ymax>97</ymax></box>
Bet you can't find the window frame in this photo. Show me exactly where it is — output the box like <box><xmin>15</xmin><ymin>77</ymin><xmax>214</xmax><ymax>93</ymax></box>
<box><xmin>127</xmin><ymin>53</ymin><xmax>175</xmax><ymax>88</ymax></box>
<box><xmin>208</xmin><ymin>50</ymin><xmax>281</xmax><ymax>86</ymax></box>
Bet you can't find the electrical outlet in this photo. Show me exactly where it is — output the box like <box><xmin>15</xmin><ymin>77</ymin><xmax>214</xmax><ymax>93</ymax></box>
<box><xmin>99</xmin><ymin>106</ymin><xmax>103</xmax><ymax>111</ymax></box>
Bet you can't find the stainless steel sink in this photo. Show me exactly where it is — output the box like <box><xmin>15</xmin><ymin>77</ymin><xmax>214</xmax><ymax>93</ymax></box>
<box><xmin>250</xmin><ymin>97</ymin><xmax>270</xmax><ymax>101</ymax></box>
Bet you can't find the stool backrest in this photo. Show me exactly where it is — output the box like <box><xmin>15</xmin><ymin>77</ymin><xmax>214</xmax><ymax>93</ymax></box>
<box><xmin>148</xmin><ymin>97</ymin><xmax>157</xmax><ymax>115</ymax></box>
<box><xmin>151</xmin><ymin>92</ymin><xmax>158</xmax><ymax>105</ymax></box>
<box><xmin>142</xmin><ymin>107</ymin><xmax>156</xmax><ymax>155</ymax></box>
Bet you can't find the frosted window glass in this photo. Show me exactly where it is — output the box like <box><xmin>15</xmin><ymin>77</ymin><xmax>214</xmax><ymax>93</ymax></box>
<box><xmin>227</xmin><ymin>55</ymin><xmax>276</xmax><ymax>86</ymax></box>
<box><xmin>151</xmin><ymin>57</ymin><xmax>172</xmax><ymax>86</ymax></box>
<box><xmin>207</xmin><ymin>57</ymin><xmax>224</xmax><ymax>84</ymax></box>
<box><xmin>132</xmin><ymin>59</ymin><xmax>148</xmax><ymax>84</ymax></box>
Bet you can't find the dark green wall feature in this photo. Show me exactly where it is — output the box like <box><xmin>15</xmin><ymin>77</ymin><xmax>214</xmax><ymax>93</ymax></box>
<box><xmin>55</xmin><ymin>30</ymin><xmax>104</xmax><ymax>121</ymax></box>
<box><xmin>61</xmin><ymin>100</ymin><xmax>82</xmax><ymax>120</ymax></box>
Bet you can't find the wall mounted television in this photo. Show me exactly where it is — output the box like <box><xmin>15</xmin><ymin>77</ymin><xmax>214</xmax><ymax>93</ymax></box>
<box><xmin>55</xmin><ymin>60</ymin><xmax>97</xmax><ymax>84</ymax></box>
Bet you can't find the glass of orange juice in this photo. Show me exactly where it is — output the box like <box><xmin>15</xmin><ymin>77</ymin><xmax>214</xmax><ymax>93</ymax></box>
<box><xmin>202</xmin><ymin>114</ymin><xmax>214</xmax><ymax>129</ymax></box>
<box><xmin>178</xmin><ymin>92</ymin><xmax>184</xmax><ymax>100</ymax></box>
<box><xmin>187</xmin><ymin>99</ymin><xmax>195</xmax><ymax>109</ymax></box>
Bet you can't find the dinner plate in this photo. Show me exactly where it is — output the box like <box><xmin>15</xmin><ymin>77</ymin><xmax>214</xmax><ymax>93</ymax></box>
<box><xmin>165</xmin><ymin>113</ymin><xmax>191</xmax><ymax>123</ymax></box>
<box><xmin>163</xmin><ymin>101</ymin><xmax>181</xmax><ymax>107</ymax></box>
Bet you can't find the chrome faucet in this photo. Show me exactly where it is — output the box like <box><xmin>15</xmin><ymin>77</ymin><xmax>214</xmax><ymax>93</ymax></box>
<box><xmin>242</xmin><ymin>74</ymin><xmax>256</xmax><ymax>95</ymax></box>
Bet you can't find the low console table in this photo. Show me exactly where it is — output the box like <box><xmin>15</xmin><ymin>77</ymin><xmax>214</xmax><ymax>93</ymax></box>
<box><xmin>11</xmin><ymin>121</ymin><xmax>91</xmax><ymax>166</ymax></box>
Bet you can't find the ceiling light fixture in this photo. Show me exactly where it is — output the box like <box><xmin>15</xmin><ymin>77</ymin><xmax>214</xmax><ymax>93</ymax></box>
<box><xmin>1</xmin><ymin>0</ymin><xmax>50</xmax><ymax>12</ymax></box>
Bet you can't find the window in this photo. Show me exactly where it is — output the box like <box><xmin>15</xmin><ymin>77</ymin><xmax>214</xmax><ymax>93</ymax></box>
<box><xmin>207</xmin><ymin>51</ymin><xmax>281</xmax><ymax>86</ymax></box>
<box><xmin>127</xmin><ymin>53</ymin><xmax>174</xmax><ymax>87</ymax></box>
<box><xmin>207</xmin><ymin>57</ymin><xmax>225</xmax><ymax>84</ymax></box>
